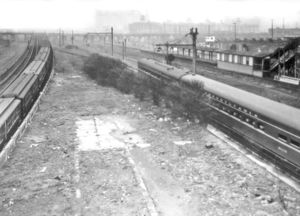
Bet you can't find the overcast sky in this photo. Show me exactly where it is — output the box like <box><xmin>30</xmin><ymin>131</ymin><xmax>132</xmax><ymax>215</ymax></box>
<box><xmin>0</xmin><ymin>0</ymin><xmax>299</xmax><ymax>31</ymax></box>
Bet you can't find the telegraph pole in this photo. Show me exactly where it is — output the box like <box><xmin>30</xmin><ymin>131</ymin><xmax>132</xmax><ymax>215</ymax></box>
<box><xmin>233</xmin><ymin>22</ymin><xmax>237</xmax><ymax>41</ymax></box>
<box><xmin>189</xmin><ymin>28</ymin><xmax>198</xmax><ymax>75</ymax></box>
<box><xmin>122</xmin><ymin>41</ymin><xmax>125</xmax><ymax>60</ymax></box>
<box><xmin>71</xmin><ymin>30</ymin><xmax>74</xmax><ymax>45</ymax></box>
<box><xmin>124</xmin><ymin>38</ymin><xmax>127</xmax><ymax>58</ymax></box>
<box><xmin>271</xmin><ymin>19</ymin><xmax>274</xmax><ymax>41</ymax></box>
<box><xmin>111</xmin><ymin>27</ymin><xmax>114</xmax><ymax>56</ymax></box>
<box><xmin>62</xmin><ymin>30</ymin><xmax>65</xmax><ymax>46</ymax></box>
<box><xmin>59</xmin><ymin>29</ymin><xmax>61</xmax><ymax>47</ymax></box>
<box><xmin>208</xmin><ymin>24</ymin><xmax>210</xmax><ymax>36</ymax></box>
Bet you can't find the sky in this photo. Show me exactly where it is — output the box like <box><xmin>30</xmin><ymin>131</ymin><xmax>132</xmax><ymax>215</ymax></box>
<box><xmin>0</xmin><ymin>0</ymin><xmax>299</xmax><ymax>31</ymax></box>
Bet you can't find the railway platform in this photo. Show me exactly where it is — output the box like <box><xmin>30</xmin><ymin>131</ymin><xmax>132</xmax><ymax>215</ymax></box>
<box><xmin>0</xmin><ymin>47</ymin><xmax>300</xmax><ymax>216</ymax></box>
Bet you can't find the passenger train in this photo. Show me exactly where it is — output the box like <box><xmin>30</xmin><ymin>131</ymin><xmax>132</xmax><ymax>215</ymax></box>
<box><xmin>138</xmin><ymin>58</ymin><xmax>300</xmax><ymax>178</ymax></box>
<box><xmin>0</xmin><ymin>38</ymin><xmax>53</xmax><ymax>151</ymax></box>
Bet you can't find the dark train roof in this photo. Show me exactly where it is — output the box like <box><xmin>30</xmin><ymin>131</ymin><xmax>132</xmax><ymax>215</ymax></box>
<box><xmin>182</xmin><ymin>74</ymin><xmax>300</xmax><ymax>133</ymax></box>
<box><xmin>138</xmin><ymin>58</ymin><xmax>189</xmax><ymax>80</ymax></box>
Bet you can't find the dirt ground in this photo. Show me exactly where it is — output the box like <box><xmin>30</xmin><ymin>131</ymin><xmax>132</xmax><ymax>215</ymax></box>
<box><xmin>0</xmin><ymin>47</ymin><xmax>300</xmax><ymax>216</ymax></box>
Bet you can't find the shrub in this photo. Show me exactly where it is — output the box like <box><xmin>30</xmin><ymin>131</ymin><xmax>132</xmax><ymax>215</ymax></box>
<box><xmin>82</xmin><ymin>53</ymin><xmax>209</xmax><ymax>124</ymax></box>
<box><xmin>82</xmin><ymin>53</ymin><xmax>125</xmax><ymax>86</ymax></box>
<box><xmin>116</xmin><ymin>69</ymin><xmax>135</xmax><ymax>94</ymax></box>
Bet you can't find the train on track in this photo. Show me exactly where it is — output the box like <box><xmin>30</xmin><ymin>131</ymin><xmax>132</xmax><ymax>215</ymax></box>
<box><xmin>138</xmin><ymin>58</ymin><xmax>300</xmax><ymax>179</ymax></box>
<box><xmin>0</xmin><ymin>37</ymin><xmax>53</xmax><ymax>151</ymax></box>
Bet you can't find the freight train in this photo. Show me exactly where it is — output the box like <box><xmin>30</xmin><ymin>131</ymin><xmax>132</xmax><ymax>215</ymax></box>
<box><xmin>138</xmin><ymin>58</ymin><xmax>300</xmax><ymax>178</ymax></box>
<box><xmin>0</xmin><ymin>38</ymin><xmax>53</xmax><ymax>151</ymax></box>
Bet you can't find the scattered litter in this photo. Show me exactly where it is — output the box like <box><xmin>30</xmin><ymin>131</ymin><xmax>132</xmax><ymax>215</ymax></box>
<box><xmin>30</xmin><ymin>144</ymin><xmax>39</xmax><ymax>148</ymax></box>
<box><xmin>71</xmin><ymin>75</ymin><xmax>81</xmax><ymax>78</ymax></box>
<box><xmin>29</xmin><ymin>135</ymin><xmax>46</xmax><ymax>143</ymax></box>
<box><xmin>258</xmin><ymin>195</ymin><xmax>274</xmax><ymax>204</ymax></box>
<box><xmin>184</xmin><ymin>188</ymin><xmax>191</xmax><ymax>193</ymax></box>
<box><xmin>284</xmin><ymin>196</ymin><xmax>297</xmax><ymax>202</ymax></box>
<box><xmin>54</xmin><ymin>176</ymin><xmax>61</xmax><ymax>181</ymax></box>
<box><xmin>205</xmin><ymin>143</ymin><xmax>214</xmax><ymax>149</ymax></box>
<box><xmin>40</xmin><ymin>167</ymin><xmax>47</xmax><ymax>173</ymax></box>
<box><xmin>149</xmin><ymin>128</ymin><xmax>157</xmax><ymax>132</ymax></box>
<box><xmin>194</xmin><ymin>119</ymin><xmax>200</xmax><ymax>124</ymax></box>
<box><xmin>173</xmin><ymin>141</ymin><xmax>192</xmax><ymax>146</ymax></box>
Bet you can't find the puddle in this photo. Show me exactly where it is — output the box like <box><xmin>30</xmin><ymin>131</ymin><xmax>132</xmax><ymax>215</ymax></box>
<box><xmin>76</xmin><ymin>116</ymin><xmax>150</xmax><ymax>151</ymax></box>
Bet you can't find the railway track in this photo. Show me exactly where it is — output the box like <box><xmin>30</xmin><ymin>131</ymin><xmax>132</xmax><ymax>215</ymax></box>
<box><xmin>0</xmin><ymin>36</ymin><xmax>53</xmax><ymax>159</ymax></box>
<box><xmin>0</xmin><ymin>37</ymin><xmax>39</xmax><ymax>94</ymax></box>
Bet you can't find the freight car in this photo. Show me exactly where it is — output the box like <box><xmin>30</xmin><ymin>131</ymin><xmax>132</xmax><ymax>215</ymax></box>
<box><xmin>0</xmin><ymin>98</ymin><xmax>21</xmax><ymax>150</ymax></box>
<box><xmin>0</xmin><ymin>39</ymin><xmax>53</xmax><ymax>153</ymax></box>
<box><xmin>138</xmin><ymin>58</ymin><xmax>300</xmax><ymax>178</ymax></box>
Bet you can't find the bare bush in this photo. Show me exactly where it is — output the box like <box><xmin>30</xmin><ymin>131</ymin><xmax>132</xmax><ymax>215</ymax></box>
<box><xmin>116</xmin><ymin>69</ymin><xmax>135</xmax><ymax>94</ymax></box>
<box><xmin>82</xmin><ymin>53</ymin><xmax>125</xmax><ymax>86</ymax></box>
<box><xmin>82</xmin><ymin>54</ymin><xmax>209</xmax><ymax>124</ymax></box>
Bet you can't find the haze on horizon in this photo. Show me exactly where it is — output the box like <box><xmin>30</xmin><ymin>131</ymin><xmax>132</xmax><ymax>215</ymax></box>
<box><xmin>0</xmin><ymin>0</ymin><xmax>299</xmax><ymax>32</ymax></box>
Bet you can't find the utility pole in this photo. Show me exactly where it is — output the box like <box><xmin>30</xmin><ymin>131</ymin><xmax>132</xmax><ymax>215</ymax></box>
<box><xmin>282</xmin><ymin>18</ymin><xmax>285</xmax><ymax>37</ymax></box>
<box><xmin>62</xmin><ymin>30</ymin><xmax>65</xmax><ymax>46</ymax></box>
<box><xmin>111</xmin><ymin>27</ymin><xmax>114</xmax><ymax>56</ymax></box>
<box><xmin>271</xmin><ymin>19</ymin><xmax>274</xmax><ymax>41</ymax></box>
<box><xmin>71</xmin><ymin>30</ymin><xmax>74</xmax><ymax>45</ymax></box>
<box><xmin>59</xmin><ymin>29</ymin><xmax>61</xmax><ymax>47</ymax></box>
<box><xmin>208</xmin><ymin>24</ymin><xmax>210</xmax><ymax>36</ymax></box>
<box><xmin>124</xmin><ymin>38</ymin><xmax>127</xmax><ymax>58</ymax></box>
<box><xmin>189</xmin><ymin>28</ymin><xmax>198</xmax><ymax>75</ymax></box>
<box><xmin>122</xmin><ymin>40</ymin><xmax>125</xmax><ymax>60</ymax></box>
<box><xmin>165</xmin><ymin>42</ymin><xmax>170</xmax><ymax>64</ymax></box>
<box><xmin>233</xmin><ymin>22</ymin><xmax>237</xmax><ymax>41</ymax></box>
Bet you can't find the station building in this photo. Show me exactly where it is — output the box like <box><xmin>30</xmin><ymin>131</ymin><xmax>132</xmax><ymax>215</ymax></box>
<box><xmin>165</xmin><ymin>37</ymin><xmax>300</xmax><ymax>83</ymax></box>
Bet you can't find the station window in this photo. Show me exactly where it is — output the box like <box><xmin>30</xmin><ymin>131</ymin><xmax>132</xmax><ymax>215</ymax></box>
<box><xmin>246</xmin><ymin>57</ymin><xmax>250</xmax><ymax>65</ymax></box>
<box><xmin>221</xmin><ymin>54</ymin><xmax>225</xmax><ymax>61</ymax></box>
<box><xmin>242</xmin><ymin>56</ymin><xmax>247</xmax><ymax>65</ymax></box>
<box><xmin>238</xmin><ymin>56</ymin><xmax>243</xmax><ymax>64</ymax></box>
<box><xmin>224</xmin><ymin>54</ymin><xmax>229</xmax><ymax>62</ymax></box>
<box><xmin>291</xmin><ymin>139</ymin><xmax>300</xmax><ymax>148</ymax></box>
<box><xmin>278</xmin><ymin>134</ymin><xmax>288</xmax><ymax>142</ymax></box>
<box><xmin>249</xmin><ymin>57</ymin><xmax>253</xmax><ymax>66</ymax></box>
<box><xmin>234</xmin><ymin>55</ymin><xmax>238</xmax><ymax>63</ymax></box>
<box><xmin>229</xmin><ymin>54</ymin><xmax>232</xmax><ymax>62</ymax></box>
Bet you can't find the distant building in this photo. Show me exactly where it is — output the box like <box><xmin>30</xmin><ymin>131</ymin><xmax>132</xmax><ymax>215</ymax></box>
<box><xmin>95</xmin><ymin>10</ymin><xmax>144</xmax><ymax>33</ymax></box>
<box><xmin>128</xmin><ymin>21</ymin><xmax>260</xmax><ymax>37</ymax></box>
<box><xmin>268</xmin><ymin>27</ymin><xmax>300</xmax><ymax>38</ymax></box>
<box><xmin>205</xmin><ymin>36</ymin><xmax>216</xmax><ymax>42</ymax></box>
